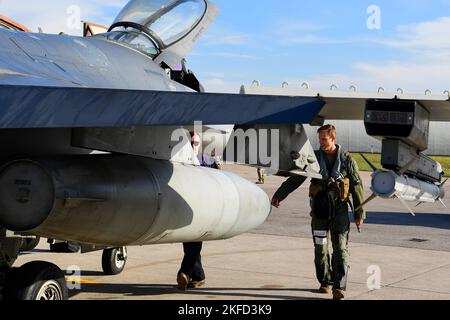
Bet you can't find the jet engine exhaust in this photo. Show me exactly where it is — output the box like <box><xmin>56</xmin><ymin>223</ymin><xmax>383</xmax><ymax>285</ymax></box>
<box><xmin>0</xmin><ymin>156</ymin><xmax>271</xmax><ymax>246</ymax></box>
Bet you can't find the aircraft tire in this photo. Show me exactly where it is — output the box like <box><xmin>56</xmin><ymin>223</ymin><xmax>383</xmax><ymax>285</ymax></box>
<box><xmin>4</xmin><ymin>261</ymin><xmax>68</xmax><ymax>300</ymax></box>
<box><xmin>102</xmin><ymin>247</ymin><xmax>127</xmax><ymax>275</ymax></box>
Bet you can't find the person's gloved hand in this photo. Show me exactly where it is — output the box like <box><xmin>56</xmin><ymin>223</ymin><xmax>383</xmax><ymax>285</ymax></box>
<box><xmin>271</xmin><ymin>198</ymin><xmax>281</xmax><ymax>208</ymax></box>
<box><xmin>355</xmin><ymin>218</ymin><xmax>364</xmax><ymax>233</ymax></box>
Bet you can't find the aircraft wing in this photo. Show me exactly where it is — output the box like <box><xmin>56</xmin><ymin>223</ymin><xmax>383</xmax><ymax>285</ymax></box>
<box><xmin>0</xmin><ymin>84</ymin><xmax>324</xmax><ymax>129</ymax></box>
<box><xmin>241</xmin><ymin>85</ymin><xmax>450</xmax><ymax>121</ymax></box>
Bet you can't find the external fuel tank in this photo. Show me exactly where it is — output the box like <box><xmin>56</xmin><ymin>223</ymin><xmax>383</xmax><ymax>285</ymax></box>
<box><xmin>0</xmin><ymin>155</ymin><xmax>271</xmax><ymax>246</ymax></box>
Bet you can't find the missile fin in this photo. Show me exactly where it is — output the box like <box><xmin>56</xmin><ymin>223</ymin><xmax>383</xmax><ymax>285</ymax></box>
<box><xmin>396</xmin><ymin>194</ymin><xmax>416</xmax><ymax>217</ymax></box>
<box><xmin>359</xmin><ymin>153</ymin><xmax>378</xmax><ymax>172</ymax></box>
<box><xmin>355</xmin><ymin>193</ymin><xmax>377</xmax><ymax>213</ymax></box>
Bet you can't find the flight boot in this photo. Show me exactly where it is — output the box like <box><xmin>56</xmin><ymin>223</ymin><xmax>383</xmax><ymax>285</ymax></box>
<box><xmin>333</xmin><ymin>289</ymin><xmax>346</xmax><ymax>300</ymax></box>
<box><xmin>177</xmin><ymin>272</ymin><xmax>190</xmax><ymax>291</ymax></box>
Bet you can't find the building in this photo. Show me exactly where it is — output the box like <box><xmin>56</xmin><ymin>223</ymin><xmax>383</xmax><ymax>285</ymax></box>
<box><xmin>305</xmin><ymin>121</ymin><xmax>450</xmax><ymax>156</ymax></box>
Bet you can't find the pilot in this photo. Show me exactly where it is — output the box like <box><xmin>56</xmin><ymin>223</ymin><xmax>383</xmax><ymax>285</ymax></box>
<box><xmin>177</xmin><ymin>131</ymin><xmax>221</xmax><ymax>291</ymax></box>
<box><xmin>271</xmin><ymin>124</ymin><xmax>366</xmax><ymax>300</ymax></box>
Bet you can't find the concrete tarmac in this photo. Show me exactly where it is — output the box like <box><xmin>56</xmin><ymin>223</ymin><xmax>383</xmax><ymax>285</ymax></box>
<box><xmin>14</xmin><ymin>165</ymin><xmax>450</xmax><ymax>300</ymax></box>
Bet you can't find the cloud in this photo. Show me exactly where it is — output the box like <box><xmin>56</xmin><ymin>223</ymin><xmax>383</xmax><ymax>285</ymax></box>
<box><xmin>191</xmin><ymin>51</ymin><xmax>257</xmax><ymax>60</ymax></box>
<box><xmin>283</xmin><ymin>17</ymin><xmax>450</xmax><ymax>95</ymax></box>
<box><xmin>277</xmin><ymin>16</ymin><xmax>450</xmax><ymax>51</ymax></box>
<box><xmin>281</xmin><ymin>35</ymin><xmax>349</xmax><ymax>45</ymax></box>
<box><xmin>202</xmin><ymin>32</ymin><xmax>250</xmax><ymax>46</ymax></box>
<box><xmin>272</xmin><ymin>19</ymin><xmax>332</xmax><ymax>46</ymax></box>
<box><xmin>275</xmin><ymin>19</ymin><xmax>329</xmax><ymax>33</ymax></box>
<box><xmin>382</xmin><ymin>17</ymin><xmax>450</xmax><ymax>50</ymax></box>
<box><xmin>208</xmin><ymin>52</ymin><xmax>257</xmax><ymax>59</ymax></box>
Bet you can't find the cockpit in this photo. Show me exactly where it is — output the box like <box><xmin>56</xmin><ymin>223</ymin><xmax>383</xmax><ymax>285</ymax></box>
<box><xmin>95</xmin><ymin>0</ymin><xmax>208</xmax><ymax>58</ymax></box>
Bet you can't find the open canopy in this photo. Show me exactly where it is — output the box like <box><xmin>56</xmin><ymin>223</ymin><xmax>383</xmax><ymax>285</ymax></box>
<box><xmin>112</xmin><ymin>0</ymin><xmax>207</xmax><ymax>47</ymax></box>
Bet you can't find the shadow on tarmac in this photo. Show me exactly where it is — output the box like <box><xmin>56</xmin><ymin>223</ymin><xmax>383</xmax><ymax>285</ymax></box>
<box><xmin>68</xmin><ymin>283</ymin><xmax>328</xmax><ymax>300</ymax></box>
<box><xmin>362</xmin><ymin>211</ymin><xmax>450</xmax><ymax>230</ymax></box>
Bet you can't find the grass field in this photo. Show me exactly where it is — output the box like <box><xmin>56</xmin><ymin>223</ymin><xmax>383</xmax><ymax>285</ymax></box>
<box><xmin>351</xmin><ymin>153</ymin><xmax>450</xmax><ymax>177</ymax></box>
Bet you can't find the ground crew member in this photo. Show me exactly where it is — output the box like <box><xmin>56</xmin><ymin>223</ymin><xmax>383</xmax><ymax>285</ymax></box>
<box><xmin>271</xmin><ymin>124</ymin><xmax>366</xmax><ymax>300</ymax></box>
<box><xmin>257</xmin><ymin>167</ymin><xmax>265</xmax><ymax>184</ymax></box>
<box><xmin>177</xmin><ymin>132</ymin><xmax>220</xmax><ymax>290</ymax></box>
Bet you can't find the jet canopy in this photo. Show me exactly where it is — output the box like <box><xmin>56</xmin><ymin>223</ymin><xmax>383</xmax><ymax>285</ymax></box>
<box><xmin>111</xmin><ymin>0</ymin><xmax>207</xmax><ymax>48</ymax></box>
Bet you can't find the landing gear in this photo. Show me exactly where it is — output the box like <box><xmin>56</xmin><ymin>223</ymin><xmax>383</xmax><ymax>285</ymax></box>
<box><xmin>0</xmin><ymin>237</ymin><xmax>20</xmax><ymax>268</ymax></box>
<box><xmin>1</xmin><ymin>232</ymin><xmax>68</xmax><ymax>300</ymax></box>
<box><xmin>19</xmin><ymin>236</ymin><xmax>41</xmax><ymax>252</ymax></box>
<box><xmin>102</xmin><ymin>247</ymin><xmax>127</xmax><ymax>275</ymax></box>
<box><xmin>4</xmin><ymin>261</ymin><xmax>68</xmax><ymax>300</ymax></box>
<box><xmin>49</xmin><ymin>240</ymin><xmax>81</xmax><ymax>253</ymax></box>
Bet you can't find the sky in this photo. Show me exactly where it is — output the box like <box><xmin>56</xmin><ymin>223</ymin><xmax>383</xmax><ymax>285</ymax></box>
<box><xmin>1</xmin><ymin>0</ymin><xmax>450</xmax><ymax>94</ymax></box>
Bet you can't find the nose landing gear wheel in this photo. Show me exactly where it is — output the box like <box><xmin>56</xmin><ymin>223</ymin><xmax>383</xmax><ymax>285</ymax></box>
<box><xmin>102</xmin><ymin>247</ymin><xmax>127</xmax><ymax>275</ymax></box>
<box><xmin>4</xmin><ymin>261</ymin><xmax>68</xmax><ymax>300</ymax></box>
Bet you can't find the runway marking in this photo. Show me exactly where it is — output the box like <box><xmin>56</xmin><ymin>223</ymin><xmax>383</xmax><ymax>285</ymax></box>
<box><xmin>260</xmin><ymin>284</ymin><xmax>285</xmax><ymax>289</ymax></box>
<box><xmin>65</xmin><ymin>277</ymin><xmax>98</xmax><ymax>284</ymax></box>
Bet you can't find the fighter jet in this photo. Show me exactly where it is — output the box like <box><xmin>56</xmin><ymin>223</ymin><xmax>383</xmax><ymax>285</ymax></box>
<box><xmin>0</xmin><ymin>0</ymin><xmax>324</xmax><ymax>300</ymax></box>
<box><xmin>0</xmin><ymin>0</ymin><xmax>449</xmax><ymax>300</ymax></box>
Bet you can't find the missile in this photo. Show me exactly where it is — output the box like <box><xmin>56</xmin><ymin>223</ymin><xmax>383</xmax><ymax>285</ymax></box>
<box><xmin>371</xmin><ymin>170</ymin><xmax>445</xmax><ymax>203</ymax></box>
<box><xmin>357</xmin><ymin>153</ymin><xmax>447</xmax><ymax>216</ymax></box>
<box><xmin>369</xmin><ymin>170</ymin><xmax>446</xmax><ymax>215</ymax></box>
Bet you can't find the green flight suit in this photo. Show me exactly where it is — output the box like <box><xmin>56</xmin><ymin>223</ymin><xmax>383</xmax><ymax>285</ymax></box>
<box><xmin>273</xmin><ymin>145</ymin><xmax>366</xmax><ymax>290</ymax></box>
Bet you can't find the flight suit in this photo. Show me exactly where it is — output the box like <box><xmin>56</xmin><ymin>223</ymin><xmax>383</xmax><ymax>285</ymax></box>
<box><xmin>273</xmin><ymin>145</ymin><xmax>365</xmax><ymax>291</ymax></box>
<box><xmin>257</xmin><ymin>167</ymin><xmax>265</xmax><ymax>184</ymax></box>
<box><xmin>180</xmin><ymin>242</ymin><xmax>205</xmax><ymax>282</ymax></box>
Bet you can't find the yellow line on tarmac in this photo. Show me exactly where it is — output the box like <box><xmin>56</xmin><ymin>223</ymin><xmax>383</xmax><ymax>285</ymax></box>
<box><xmin>65</xmin><ymin>276</ymin><xmax>98</xmax><ymax>284</ymax></box>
